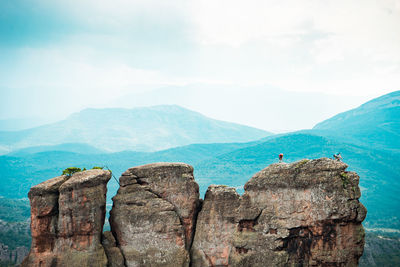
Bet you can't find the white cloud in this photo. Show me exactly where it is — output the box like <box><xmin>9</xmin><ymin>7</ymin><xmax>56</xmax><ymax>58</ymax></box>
<box><xmin>2</xmin><ymin>0</ymin><xmax>400</xmax><ymax>123</ymax></box>
<box><xmin>188</xmin><ymin>0</ymin><xmax>400</xmax><ymax>52</ymax></box>
<box><xmin>185</xmin><ymin>0</ymin><xmax>400</xmax><ymax>96</ymax></box>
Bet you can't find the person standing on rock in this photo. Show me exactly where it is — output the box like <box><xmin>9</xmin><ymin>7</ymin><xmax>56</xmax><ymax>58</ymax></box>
<box><xmin>279</xmin><ymin>153</ymin><xmax>284</xmax><ymax>163</ymax></box>
<box><xmin>333</xmin><ymin>152</ymin><xmax>342</xmax><ymax>161</ymax></box>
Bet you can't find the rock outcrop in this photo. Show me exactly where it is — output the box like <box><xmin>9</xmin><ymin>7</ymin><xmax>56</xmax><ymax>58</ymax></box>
<box><xmin>0</xmin><ymin>242</ymin><xmax>29</xmax><ymax>265</ymax></box>
<box><xmin>191</xmin><ymin>158</ymin><xmax>366</xmax><ymax>266</ymax></box>
<box><xmin>22</xmin><ymin>158</ymin><xmax>366</xmax><ymax>266</ymax></box>
<box><xmin>21</xmin><ymin>169</ymin><xmax>111</xmax><ymax>267</ymax></box>
<box><xmin>102</xmin><ymin>231</ymin><xmax>125</xmax><ymax>267</ymax></box>
<box><xmin>0</xmin><ymin>219</ymin><xmax>30</xmax><ymax>265</ymax></box>
<box><xmin>190</xmin><ymin>185</ymin><xmax>240</xmax><ymax>267</ymax></box>
<box><xmin>109</xmin><ymin>163</ymin><xmax>200</xmax><ymax>267</ymax></box>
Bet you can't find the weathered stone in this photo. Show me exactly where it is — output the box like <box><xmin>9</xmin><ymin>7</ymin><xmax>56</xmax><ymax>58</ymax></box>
<box><xmin>191</xmin><ymin>185</ymin><xmax>240</xmax><ymax>267</ymax></box>
<box><xmin>120</xmin><ymin>162</ymin><xmax>200</xmax><ymax>248</ymax></box>
<box><xmin>21</xmin><ymin>175</ymin><xmax>69</xmax><ymax>267</ymax></box>
<box><xmin>110</xmin><ymin>163</ymin><xmax>199</xmax><ymax>267</ymax></box>
<box><xmin>102</xmin><ymin>231</ymin><xmax>125</xmax><ymax>267</ymax></box>
<box><xmin>21</xmin><ymin>170</ymin><xmax>111</xmax><ymax>267</ymax></box>
<box><xmin>54</xmin><ymin>169</ymin><xmax>110</xmax><ymax>266</ymax></box>
<box><xmin>22</xmin><ymin>159</ymin><xmax>366</xmax><ymax>267</ymax></box>
<box><xmin>191</xmin><ymin>158</ymin><xmax>366</xmax><ymax>267</ymax></box>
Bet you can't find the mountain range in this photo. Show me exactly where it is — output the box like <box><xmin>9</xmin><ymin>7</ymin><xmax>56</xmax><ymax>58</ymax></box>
<box><xmin>313</xmin><ymin>90</ymin><xmax>400</xmax><ymax>151</ymax></box>
<box><xmin>1</xmin><ymin>91</ymin><xmax>399</xmax><ymax>228</ymax></box>
<box><xmin>0</xmin><ymin>90</ymin><xmax>399</xmax><ymax>266</ymax></box>
<box><xmin>0</xmin><ymin>105</ymin><xmax>271</xmax><ymax>155</ymax></box>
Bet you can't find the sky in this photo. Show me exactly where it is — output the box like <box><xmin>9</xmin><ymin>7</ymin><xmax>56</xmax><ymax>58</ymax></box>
<box><xmin>0</xmin><ymin>0</ymin><xmax>399</xmax><ymax>132</ymax></box>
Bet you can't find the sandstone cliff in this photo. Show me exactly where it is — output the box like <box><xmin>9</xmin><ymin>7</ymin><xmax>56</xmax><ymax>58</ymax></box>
<box><xmin>109</xmin><ymin>163</ymin><xmax>200</xmax><ymax>267</ymax></box>
<box><xmin>21</xmin><ymin>169</ymin><xmax>111</xmax><ymax>266</ymax></box>
<box><xmin>191</xmin><ymin>158</ymin><xmax>366</xmax><ymax>267</ymax></box>
<box><xmin>22</xmin><ymin>158</ymin><xmax>366</xmax><ymax>266</ymax></box>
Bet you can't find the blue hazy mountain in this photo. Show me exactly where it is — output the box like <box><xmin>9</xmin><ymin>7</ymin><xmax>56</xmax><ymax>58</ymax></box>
<box><xmin>313</xmin><ymin>90</ymin><xmax>400</xmax><ymax>151</ymax></box>
<box><xmin>1</xmin><ymin>133</ymin><xmax>398</xmax><ymax>230</ymax></box>
<box><xmin>6</xmin><ymin>143</ymin><xmax>106</xmax><ymax>156</ymax></box>
<box><xmin>0</xmin><ymin>105</ymin><xmax>271</xmax><ymax>154</ymax></box>
<box><xmin>0</xmin><ymin>118</ymin><xmax>54</xmax><ymax>131</ymax></box>
<box><xmin>0</xmin><ymin>91</ymin><xmax>398</xmax><ymax>230</ymax></box>
<box><xmin>194</xmin><ymin>133</ymin><xmax>400</xmax><ymax>229</ymax></box>
<box><xmin>0</xmin><ymin>91</ymin><xmax>399</xmax><ymax>266</ymax></box>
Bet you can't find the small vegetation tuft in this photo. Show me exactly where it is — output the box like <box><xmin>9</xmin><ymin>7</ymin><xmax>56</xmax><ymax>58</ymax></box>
<box><xmin>62</xmin><ymin>167</ymin><xmax>82</xmax><ymax>177</ymax></box>
<box><xmin>296</xmin><ymin>159</ymin><xmax>309</xmax><ymax>168</ymax></box>
<box><xmin>340</xmin><ymin>172</ymin><xmax>350</xmax><ymax>189</ymax></box>
<box><xmin>61</xmin><ymin>166</ymin><xmax>109</xmax><ymax>177</ymax></box>
<box><xmin>92</xmin><ymin>166</ymin><xmax>104</xmax><ymax>170</ymax></box>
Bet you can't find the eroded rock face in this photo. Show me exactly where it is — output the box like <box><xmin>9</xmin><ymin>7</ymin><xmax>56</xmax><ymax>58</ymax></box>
<box><xmin>21</xmin><ymin>169</ymin><xmax>111</xmax><ymax>267</ymax></box>
<box><xmin>191</xmin><ymin>185</ymin><xmax>240</xmax><ymax>267</ymax></box>
<box><xmin>102</xmin><ymin>231</ymin><xmax>125</xmax><ymax>267</ymax></box>
<box><xmin>21</xmin><ymin>175</ymin><xmax>69</xmax><ymax>267</ymax></box>
<box><xmin>55</xmin><ymin>170</ymin><xmax>111</xmax><ymax>266</ymax></box>
<box><xmin>22</xmin><ymin>159</ymin><xmax>366</xmax><ymax>267</ymax></box>
<box><xmin>191</xmin><ymin>158</ymin><xmax>366</xmax><ymax>267</ymax></box>
<box><xmin>109</xmin><ymin>163</ymin><xmax>200</xmax><ymax>267</ymax></box>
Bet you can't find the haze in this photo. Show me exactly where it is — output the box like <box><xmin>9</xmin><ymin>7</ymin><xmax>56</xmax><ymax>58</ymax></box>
<box><xmin>1</xmin><ymin>0</ymin><xmax>399</xmax><ymax>132</ymax></box>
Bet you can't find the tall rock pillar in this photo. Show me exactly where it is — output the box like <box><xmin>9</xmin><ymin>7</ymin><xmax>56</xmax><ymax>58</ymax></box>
<box><xmin>109</xmin><ymin>163</ymin><xmax>200</xmax><ymax>267</ymax></box>
<box><xmin>21</xmin><ymin>169</ymin><xmax>111</xmax><ymax>267</ymax></box>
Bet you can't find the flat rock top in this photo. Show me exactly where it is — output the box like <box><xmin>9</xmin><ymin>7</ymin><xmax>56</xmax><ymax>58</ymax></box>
<box><xmin>120</xmin><ymin>162</ymin><xmax>194</xmax><ymax>187</ymax></box>
<box><xmin>206</xmin><ymin>185</ymin><xmax>238</xmax><ymax>195</ymax></box>
<box><xmin>29</xmin><ymin>175</ymin><xmax>70</xmax><ymax>196</ymax></box>
<box><xmin>208</xmin><ymin>184</ymin><xmax>235</xmax><ymax>191</ymax></box>
<box><xmin>122</xmin><ymin>162</ymin><xmax>193</xmax><ymax>177</ymax></box>
<box><xmin>245</xmin><ymin>158</ymin><xmax>348</xmax><ymax>190</ymax></box>
<box><xmin>59</xmin><ymin>169</ymin><xmax>111</xmax><ymax>191</ymax></box>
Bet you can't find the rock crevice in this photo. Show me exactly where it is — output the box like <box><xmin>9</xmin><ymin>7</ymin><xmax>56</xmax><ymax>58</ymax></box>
<box><xmin>22</xmin><ymin>158</ymin><xmax>366</xmax><ymax>267</ymax></box>
<box><xmin>109</xmin><ymin>163</ymin><xmax>200</xmax><ymax>267</ymax></box>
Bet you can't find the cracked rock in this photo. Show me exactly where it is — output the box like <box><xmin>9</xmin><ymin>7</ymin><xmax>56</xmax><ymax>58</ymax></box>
<box><xmin>21</xmin><ymin>169</ymin><xmax>111</xmax><ymax>267</ymax></box>
<box><xmin>22</xmin><ymin>159</ymin><xmax>366</xmax><ymax>267</ymax></box>
<box><xmin>191</xmin><ymin>158</ymin><xmax>366</xmax><ymax>267</ymax></box>
<box><xmin>109</xmin><ymin>163</ymin><xmax>200</xmax><ymax>267</ymax></box>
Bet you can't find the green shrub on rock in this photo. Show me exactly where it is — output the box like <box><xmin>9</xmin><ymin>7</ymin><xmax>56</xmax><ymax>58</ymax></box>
<box><xmin>62</xmin><ymin>167</ymin><xmax>82</xmax><ymax>177</ymax></box>
<box><xmin>92</xmin><ymin>166</ymin><xmax>104</xmax><ymax>170</ymax></box>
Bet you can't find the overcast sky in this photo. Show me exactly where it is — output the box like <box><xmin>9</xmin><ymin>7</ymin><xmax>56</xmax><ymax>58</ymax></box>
<box><xmin>1</xmin><ymin>0</ymin><xmax>399</xmax><ymax>132</ymax></box>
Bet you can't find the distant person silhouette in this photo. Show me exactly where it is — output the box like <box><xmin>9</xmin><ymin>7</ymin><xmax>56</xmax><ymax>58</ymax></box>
<box><xmin>333</xmin><ymin>152</ymin><xmax>342</xmax><ymax>162</ymax></box>
<box><xmin>279</xmin><ymin>153</ymin><xmax>284</xmax><ymax>163</ymax></box>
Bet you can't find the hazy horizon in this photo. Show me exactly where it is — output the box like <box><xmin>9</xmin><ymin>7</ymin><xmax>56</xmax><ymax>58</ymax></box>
<box><xmin>1</xmin><ymin>0</ymin><xmax>399</xmax><ymax>132</ymax></box>
<box><xmin>0</xmin><ymin>88</ymin><xmax>381</xmax><ymax>133</ymax></box>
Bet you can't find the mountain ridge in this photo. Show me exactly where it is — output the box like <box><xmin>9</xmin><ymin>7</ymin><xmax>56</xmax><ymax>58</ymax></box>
<box><xmin>312</xmin><ymin>90</ymin><xmax>400</xmax><ymax>151</ymax></box>
<box><xmin>0</xmin><ymin>105</ymin><xmax>272</xmax><ymax>154</ymax></box>
<box><xmin>0</xmin><ymin>91</ymin><xmax>399</xmax><ymax>266</ymax></box>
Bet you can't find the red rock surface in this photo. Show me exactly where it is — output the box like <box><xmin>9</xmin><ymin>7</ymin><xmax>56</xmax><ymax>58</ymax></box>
<box><xmin>21</xmin><ymin>170</ymin><xmax>111</xmax><ymax>267</ymax></box>
<box><xmin>110</xmin><ymin>163</ymin><xmax>200</xmax><ymax>267</ymax></box>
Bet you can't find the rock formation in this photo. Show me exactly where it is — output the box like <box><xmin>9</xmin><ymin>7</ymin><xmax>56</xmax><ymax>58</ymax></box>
<box><xmin>22</xmin><ymin>158</ymin><xmax>366</xmax><ymax>266</ymax></box>
<box><xmin>0</xmin><ymin>219</ymin><xmax>30</xmax><ymax>265</ymax></box>
<box><xmin>109</xmin><ymin>163</ymin><xmax>200</xmax><ymax>267</ymax></box>
<box><xmin>0</xmin><ymin>242</ymin><xmax>29</xmax><ymax>265</ymax></box>
<box><xmin>191</xmin><ymin>158</ymin><xmax>366</xmax><ymax>266</ymax></box>
<box><xmin>21</xmin><ymin>169</ymin><xmax>111</xmax><ymax>267</ymax></box>
<box><xmin>102</xmin><ymin>231</ymin><xmax>125</xmax><ymax>267</ymax></box>
<box><xmin>190</xmin><ymin>185</ymin><xmax>240</xmax><ymax>266</ymax></box>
